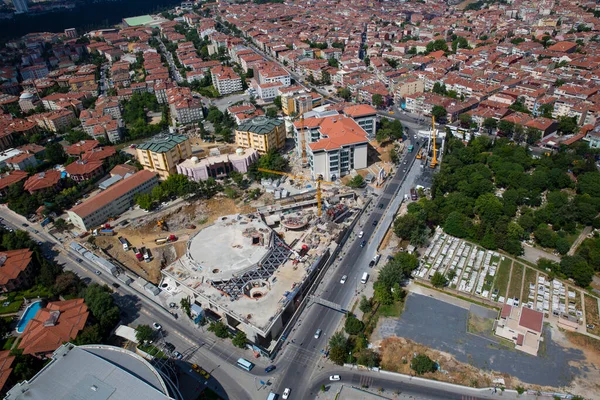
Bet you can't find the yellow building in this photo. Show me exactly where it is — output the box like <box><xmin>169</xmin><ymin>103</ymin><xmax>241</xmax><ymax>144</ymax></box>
<box><xmin>135</xmin><ymin>134</ymin><xmax>191</xmax><ymax>179</ymax></box>
<box><xmin>235</xmin><ymin>116</ymin><xmax>285</xmax><ymax>153</ymax></box>
<box><xmin>282</xmin><ymin>92</ymin><xmax>314</xmax><ymax>116</ymax></box>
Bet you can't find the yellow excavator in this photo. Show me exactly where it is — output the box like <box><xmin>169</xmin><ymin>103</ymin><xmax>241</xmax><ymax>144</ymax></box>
<box><xmin>257</xmin><ymin>168</ymin><xmax>333</xmax><ymax>217</ymax></box>
<box><xmin>157</xmin><ymin>220</ymin><xmax>168</xmax><ymax>231</ymax></box>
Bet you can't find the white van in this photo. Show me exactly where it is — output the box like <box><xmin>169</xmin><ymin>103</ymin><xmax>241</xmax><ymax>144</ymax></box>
<box><xmin>361</xmin><ymin>272</ymin><xmax>369</xmax><ymax>284</ymax></box>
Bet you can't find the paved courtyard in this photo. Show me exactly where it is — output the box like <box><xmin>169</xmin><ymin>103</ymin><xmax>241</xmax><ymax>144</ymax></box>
<box><xmin>378</xmin><ymin>293</ymin><xmax>584</xmax><ymax>386</ymax></box>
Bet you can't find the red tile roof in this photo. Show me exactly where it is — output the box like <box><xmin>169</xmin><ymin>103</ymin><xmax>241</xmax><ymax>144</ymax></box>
<box><xmin>64</xmin><ymin>160</ymin><xmax>103</xmax><ymax>176</ymax></box>
<box><xmin>0</xmin><ymin>249</ymin><xmax>33</xmax><ymax>286</ymax></box>
<box><xmin>519</xmin><ymin>307</ymin><xmax>543</xmax><ymax>333</ymax></box>
<box><xmin>343</xmin><ymin>104</ymin><xmax>377</xmax><ymax>118</ymax></box>
<box><xmin>23</xmin><ymin>170</ymin><xmax>61</xmax><ymax>193</ymax></box>
<box><xmin>18</xmin><ymin>298</ymin><xmax>89</xmax><ymax>356</ymax></box>
<box><xmin>0</xmin><ymin>171</ymin><xmax>28</xmax><ymax>191</ymax></box>
<box><xmin>516</xmin><ymin>334</ymin><xmax>524</xmax><ymax>346</ymax></box>
<box><xmin>80</xmin><ymin>146</ymin><xmax>116</xmax><ymax>162</ymax></box>
<box><xmin>110</xmin><ymin>164</ymin><xmax>137</xmax><ymax>177</ymax></box>
<box><xmin>297</xmin><ymin>115</ymin><xmax>368</xmax><ymax>152</ymax></box>
<box><xmin>0</xmin><ymin>350</ymin><xmax>15</xmax><ymax>392</ymax></box>
<box><xmin>65</xmin><ymin>140</ymin><xmax>99</xmax><ymax>156</ymax></box>
<box><xmin>500</xmin><ymin>304</ymin><xmax>512</xmax><ymax>319</ymax></box>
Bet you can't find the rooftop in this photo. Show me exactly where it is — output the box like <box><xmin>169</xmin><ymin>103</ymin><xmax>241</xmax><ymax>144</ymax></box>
<box><xmin>137</xmin><ymin>134</ymin><xmax>188</xmax><ymax>153</ymax></box>
<box><xmin>236</xmin><ymin>116</ymin><xmax>283</xmax><ymax>135</ymax></box>
<box><xmin>123</xmin><ymin>15</ymin><xmax>155</xmax><ymax>26</ymax></box>
<box><xmin>0</xmin><ymin>249</ymin><xmax>32</xmax><ymax>286</ymax></box>
<box><xmin>5</xmin><ymin>343</ymin><xmax>171</xmax><ymax>400</ymax></box>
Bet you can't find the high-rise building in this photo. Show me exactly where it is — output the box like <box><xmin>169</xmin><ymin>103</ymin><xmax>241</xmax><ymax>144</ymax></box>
<box><xmin>12</xmin><ymin>0</ymin><xmax>28</xmax><ymax>14</ymax></box>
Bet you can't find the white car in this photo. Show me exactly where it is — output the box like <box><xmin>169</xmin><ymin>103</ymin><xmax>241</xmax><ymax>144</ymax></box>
<box><xmin>358</xmin><ymin>231</ymin><xmax>364</xmax><ymax>238</ymax></box>
<box><xmin>282</xmin><ymin>388</ymin><xmax>291</xmax><ymax>399</ymax></box>
<box><xmin>152</xmin><ymin>322</ymin><xmax>162</xmax><ymax>330</ymax></box>
<box><xmin>329</xmin><ymin>375</ymin><xmax>341</xmax><ymax>381</ymax></box>
<box><xmin>414</xmin><ymin>135</ymin><xmax>417</xmax><ymax>139</ymax></box>
<box><xmin>340</xmin><ymin>275</ymin><xmax>347</xmax><ymax>284</ymax></box>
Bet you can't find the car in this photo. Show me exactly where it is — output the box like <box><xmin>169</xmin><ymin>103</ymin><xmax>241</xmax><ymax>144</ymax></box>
<box><xmin>372</xmin><ymin>220</ymin><xmax>378</xmax><ymax>226</ymax></box>
<box><xmin>358</xmin><ymin>231</ymin><xmax>364</xmax><ymax>238</ymax></box>
<box><xmin>169</xmin><ymin>302</ymin><xmax>177</xmax><ymax>308</ymax></box>
<box><xmin>314</xmin><ymin>329</ymin><xmax>322</xmax><ymax>339</ymax></box>
<box><xmin>282</xmin><ymin>388</ymin><xmax>291</xmax><ymax>399</ymax></box>
<box><xmin>378</xmin><ymin>203</ymin><xmax>384</xmax><ymax>209</ymax></box>
<box><xmin>369</xmin><ymin>260</ymin><xmax>375</xmax><ymax>267</ymax></box>
<box><xmin>413</xmin><ymin>135</ymin><xmax>417</xmax><ymax>139</ymax></box>
<box><xmin>21</xmin><ymin>223</ymin><xmax>28</xmax><ymax>227</ymax></box>
<box><xmin>329</xmin><ymin>375</ymin><xmax>341</xmax><ymax>381</ymax></box>
<box><xmin>265</xmin><ymin>365</ymin><xmax>276</xmax><ymax>373</ymax></box>
<box><xmin>340</xmin><ymin>275</ymin><xmax>347</xmax><ymax>284</ymax></box>
<box><xmin>587</xmin><ymin>324</ymin><xmax>595</xmax><ymax>329</ymax></box>
<box><xmin>119</xmin><ymin>220</ymin><xmax>129</xmax><ymax>226</ymax></box>
<box><xmin>173</xmin><ymin>351</ymin><xmax>183</xmax><ymax>360</ymax></box>
<box><xmin>152</xmin><ymin>322</ymin><xmax>162</xmax><ymax>330</ymax></box>
<box><xmin>360</xmin><ymin>240</ymin><xmax>366</xmax><ymax>247</ymax></box>
<box><xmin>403</xmin><ymin>160</ymin><xmax>407</xmax><ymax>165</ymax></box>
<box><xmin>76</xmin><ymin>258</ymin><xmax>83</xmax><ymax>263</ymax></box>
<box><xmin>33</xmin><ymin>229</ymin><xmax>39</xmax><ymax>234</ymax></box>
<box><xmin>36</xmin><ymin>241</ymin><xmax>42</xmax><ymax>245</ymax></box>
<box><xmin>94</xmin><ymin>270</ymin><xmax>101</xmax><ymax>275</ymax></box>
<box><xmin>164</xmin><ymin>342</ymin><xmax>175</xmax><ymax>352</ymax></box>
<box><xmin>403</xmin><ymin>169</ymin><xmax>407</xmax><ymax>172</ymax></box>
<box><xmin>112</xmin><ymin>283</ymin><xmax>120</xmax><ymax>289</ymax></box>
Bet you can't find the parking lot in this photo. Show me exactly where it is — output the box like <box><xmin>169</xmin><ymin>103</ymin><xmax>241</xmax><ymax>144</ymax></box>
<box><xmin>378</xmin><ymin>293</ymin><xmax>584</xmax><ymax>386</ymax></box>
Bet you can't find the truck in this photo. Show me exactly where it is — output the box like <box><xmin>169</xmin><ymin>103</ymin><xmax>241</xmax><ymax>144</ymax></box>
<box><xmin>118</xmin><ymin>237</ymin><xmax>129</xmax><ymax>251</ymax></box>
<box><xmin>144</xmin><ymin>248</ymin><xmax>152</xmax><ymax>262</ymax></box>
<box><xmin>93</xmin><ymin>228</ymin><xmax>115</xmax><ymax>236</ymax></box>
<box><xmin>410</xmin><ymin>188</ymin><xmax>418</xmax><ymax>201</ymax></box>
<box><xmin>116</xmin><ymin>273</ymin><xmax>133</xmax><ymax>286</ymax></box>
<box><xmin>155</xmin><ymin>235</ymin><xmax>177</xmax><ymax>245</ymax></box>
<box><xmin>135</xmin><ymin>247</ymin><xmax>144</xmax><ymax>261</ymax></box>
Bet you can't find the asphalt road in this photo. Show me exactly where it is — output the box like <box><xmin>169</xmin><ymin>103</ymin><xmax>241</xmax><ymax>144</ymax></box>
<box><xmin>271</xmin><ymin>133</ymin><xmax>447</xmax><ymax>399</ymax></box>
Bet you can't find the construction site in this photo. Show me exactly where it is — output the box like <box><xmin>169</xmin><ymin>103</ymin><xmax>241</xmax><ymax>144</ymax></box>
<box><xmin>160</xmin><ymin>182</ymin><xmax>363</xmax><ymax>351</ymax></box>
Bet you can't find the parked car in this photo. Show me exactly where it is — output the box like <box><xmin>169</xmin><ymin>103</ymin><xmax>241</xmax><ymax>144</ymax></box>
<box><xmin>329</xmin><ymin>375</ymin><xmax>341</xmax><ymax>381</ymax></box>
<box><xmin>153</xmin><ymin>322</ymin><xmax>162</xmax><ymax>330</ymax></box>
<box><xmin>340</xmin><ymin>275</ymin><xmax>347</xmax><ymax>284</ymax></box>
<box><xmin>112</xmin><ymin>283</ymin><xmax>120</xmax><ymax>289</ymax></box>
<box><xmin>282</xmin><ymin>388</ymin><xmax>291</xmax><ymax>399</ymax></box>
<box><xmin>360</xmin><ymin>240</ymin><xmax>366</xmax><ymax>247</ymax></box>
<box><xmin>358</xmin><ymin>231</ymin><xmax>364</xmax><ymax>238</ymax></box>
<box><xmin>372</xmin><ymin>220</ymin><xmax>378</xmax><ymax>226</ymax></box>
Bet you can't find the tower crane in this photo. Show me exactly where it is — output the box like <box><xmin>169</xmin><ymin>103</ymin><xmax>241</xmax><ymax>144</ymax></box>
<box><xmin>429</xmin><ymin>115</ymin><xmax>438</xmax><ymax>169</ymax></box>
<box><xmin>257</xmin><ymin>168</ymin><xmax>333</xmax><ymax>217</ymax></box>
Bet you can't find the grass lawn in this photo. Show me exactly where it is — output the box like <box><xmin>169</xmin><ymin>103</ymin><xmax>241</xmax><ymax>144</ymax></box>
<box><xmin>138</xmin><ymin>344</ymin><xmax>166</xmax><ymax>359</ymax></box>
<box><xmin>584</xmin><ymin>295</ymin><xmax>600</xmax><ymax>336</ymax></box>
<box><xmin>522</xmin><ymin>267</ymin><xmax>538</xmax><ymax>303</ymax></box>
<box><xmin>492</xmin><ymin>257</ymin><xmax>512</xmax><ymax>300</ymax></box>
<box><xmin>507</xmin><ymin>263</ymin><xmax>524</xmax><ymax>300</ymax></box>
<box><xmin>1</xmin><ymin>336</ymin><xmax>16</xmax><ymax>351</ymax></box>
<box><xmin>0</xmin><ymin>300</ymin><xmax>23</xmax><ymax>315</ymax></box>
<box><xmin>482</xmin><ymin>274</ymin><xmax>495</xmax><ymax>293</ymax></box>
<box><xmin>11</xmin><ymin>285</ymin><xmax>52</xmax><ymax>300</ymax></box>
<box><xmin>467</xmin><ymin>313</ymin><xmax>494</xmax><ymax>335</ymax></box>
<box><xmin>377</xmin><ymin>300</ymin><xmax>404</xmax><ymax>318</ymax></box>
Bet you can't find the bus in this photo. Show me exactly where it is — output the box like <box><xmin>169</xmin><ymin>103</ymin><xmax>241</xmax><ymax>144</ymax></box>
<box><xmin>407</xmin><ymin>145</ymin><xmax>414</xmax><ymax>152</ymax></box>
<box><xmin>237</xmin><ymin>358</ymin><xmax>254</xmax><ymax>371</ymax></box>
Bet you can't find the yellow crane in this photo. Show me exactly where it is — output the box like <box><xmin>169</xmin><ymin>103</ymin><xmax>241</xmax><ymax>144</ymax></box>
<box><xmin>430</xmin><ymin>115</ymin><xmax>438</xmax><ymax>169</ymax></box>
<box><xmin>257</xmin><ymin>168</ymin><xmax>333</xmax><ymax>217</ymax></box>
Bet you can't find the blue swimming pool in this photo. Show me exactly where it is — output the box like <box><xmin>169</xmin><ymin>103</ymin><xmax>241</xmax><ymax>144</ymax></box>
<box><xmin>16</xmin><ymin>301</ymin><xmax>42</xmax><ymax>334</ymax></box>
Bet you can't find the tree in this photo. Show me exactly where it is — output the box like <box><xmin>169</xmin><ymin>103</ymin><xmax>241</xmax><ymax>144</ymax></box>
<box><xmin>497</xmin><ymin>120</ymin><xmax>515</xmax><ymax>136</ymax></box>
<box><xmin>430</xmin><ymin>271</ymin><xmax>448</xmax><ymax>287</ymax></box>
<box><xmin>266</xmin><ymin>107</ymin><xmax>278</xmax><ymax>118</ymax></box>
<box><xmin>431</xmin><ymin>105</ymin><xmax>447</xmax><ymax>122</ymax></box>
<box><xmin>377</xmin><ymin>252</ymin><xmax>419</xmax><ymax>290</ymax></box>
<box><xmin>232</xmin><ymin>331</ymin><xmax>247</xmax><ymax>348</ymax></box>
<box><xmin>45</xmin><ymin>142</ymin><xmax>67</xmax><ymax>165</ymax></box>
<box><xmin>538</xmin><ymin>103</ymin><xmax>554</xmax><ymax>118</ymax></box>
<box><xmin>338</xmin><ymin>87</ymin><xmax>352</xmax><ymax>101</ymax></box>
<box><xmin>273</xmin><ymin>96</ymin><xmax>282</xmax><ymax>109</ymax></box>
<box><xmin>82</xmin><ymin>284</ymin><xmax>121</xmax><ymax>335</ymax></box>
<box><xmin>347</xmin><ymin>174</ymin><xmax>365</xmax><ymax>188</ymax></box>
<box><xmin>372</xmin><ymin>94</ymin><xmax>384</xmax><ymax>108</ymax></box>
<box><xmin>135</xmin><ymin>324</ymin><xmax>155</xmax><ymax>343</ymax></box>
<box><xmin>458</xmin><ymin>113</ymin><xmax>472</xmax><ymax>128</ymax></box>
<box><xmin>356</xmin><ymin>349</ymin><xmax>381</xmax><ymax>368</ymax></box>
<box><xmin>443</xmin><ymin>211</ymin><xmax>470</xmax><ymax>238</ymax></box>
<box><xmin>135</xmin><ymin>193</ymin><xmax>154</xmax><ymax>210</ymax></box>
<box><xmin>557</xmin><ymin>116</ymin><xmax>577</xmax><ymax>136</ymax></box>
<box><xmin>482</xmin><ymin>117</ymin><xmax>497</xmax><ymax>133</ymax></box>
<box><xmin>411</xmin><ymin>354</ymin><xmax>436</xmax><ymax>375</ymax></box>
<box><xmin>359</xmin><ymin>296</ymin><xmax>372</xmax><ymax>313</ymax></box>
<box><xmin>329</xmin><ymin>332</ymin><xmax>348</xmax><ymax>365</ymax></box>
<box><xmin>525</xmin><ymin>127</ymin><xmax>542</xmax><ymax>145</ymax></box>
<box><xmin>208</xmin><ymin>321</ymin><xmax>229</xmax><ymax>338</ymax></box>
<box><xmin>344</xmin><ymin>314</ymin><xmax>364</xmax><ymax>335</ymax></box>
<box><xmin>53</xmin><ymin>218</ymin><xmax>68</xmax><ymax>232</ymax></box>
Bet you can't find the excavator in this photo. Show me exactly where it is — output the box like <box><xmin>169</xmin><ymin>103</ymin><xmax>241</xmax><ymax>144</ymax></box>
<box><xmin>157</xmin><ymin>220</ymin><xmax>168</xmax><ymax>231</ymax></box>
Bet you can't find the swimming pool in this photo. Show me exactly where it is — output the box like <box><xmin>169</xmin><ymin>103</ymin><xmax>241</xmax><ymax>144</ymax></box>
<box><xmin>16</xmin><ymin>301</ymin><xmax>42</xmax><ymax>334</ymax></box>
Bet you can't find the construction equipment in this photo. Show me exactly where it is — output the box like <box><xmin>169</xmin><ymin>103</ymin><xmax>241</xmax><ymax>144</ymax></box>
<box><xmin>295</xmin><ymin>115</ymin><xmax>308</xmax><ymax>167</ymax></box>
<box><xmin>430</xmin><ymin>115</ymin><xmax>438</xmax><ymax>169</ymax></box>
<box><xmin>257</xmin><ymin>168</ymin><xmax>333</xmax><ymax>217</ymax></box>
<box><xmin>416</xmin><ymin>148</ymin><xmax>422</xmax><ymax>159</ymax></box>
<box><xmin>157</xmin><ymin>220</ymin><xmax>168</xmax><ymax>231</ymax></box>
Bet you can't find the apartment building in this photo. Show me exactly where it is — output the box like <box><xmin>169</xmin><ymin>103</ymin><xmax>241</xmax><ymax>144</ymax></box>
<box><xmin>68</xmin><ymin>170</ymin><xmax>158</xmax><ymax>231</ymax></box>
<box><xmin>393</xmin><ymin>77</ymin><xmax>424</xmax><ymax>103</ymax></box>
<box><xmin>166</xmin><ymin>87</ymin><xmax>203</xmax><ymax>125</ymax></box>
<box><xmin>211</xmin><ymin>66</ymin><xmax>243</xmax><ymax>95</ymax></box>
<box><xmin>281</xmin><ymin>91</ymin><xmax>313</xmax><ymax>116</ymax></box>
<box><xmin>257</xmin><ymin>63</ymin><xmax>291</xmax><ymax>86</ymax></box>
<box><xmin>235</xmin><ymin>116</ymin><xmax>285</xmax><ymax>153</ymax></box>
<box><xmin>257</xmin><ymin>82</ymin><xmax>283</xmax><ymax>101</ymax></box>
<box><xmin>136</xmin><ymin>134</ymin><xmax>191</xmax><ymax>179</ymax></box>
<box><xmin>294</xmin><ymin>115</ymin><xmax>368</xmax><ymax>181</ymax></box>
<box><xmin>20</xmin><ymin>64</ymin><xmax>49</xmax><ymax>81</ymax></box>
<box><xmin>342</xmin><ymin>104</ymin><xmax>377</xmax><ymax>138</ymax></box>
<box><xmin>32</xmin><ymin>109</ymin><xmax>76</xmax><ymax>132</ymax></box>
<box><xmin>64</xmin><ymin>160</ymin><xmax>104</xmax><ymax>182</ymax></box>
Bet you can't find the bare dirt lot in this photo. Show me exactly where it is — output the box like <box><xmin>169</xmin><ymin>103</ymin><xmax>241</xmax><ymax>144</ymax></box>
<box><xmin>554</xmin><ymin>330</ymin><xmax>600</xmax><ymax>399</ymax></box>
<box><xmin>90</xmin><ymin>196</ymin><xmax>257</xmax><ymax>284</ymax></box>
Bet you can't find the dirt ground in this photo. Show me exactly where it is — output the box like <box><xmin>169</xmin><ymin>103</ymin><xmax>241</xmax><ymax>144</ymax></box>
<box><xmin>553</xmin><ymin>329</ymin><xmax>600</xmax><ymax>399</ymax></box>
<box><xmin>89</xmin><ymin>196</ymin><xmax>257</xmax><ymax>284</ymax></box>
<box><xmin>378</xmin><ymin>337</ymin><xmax>502</xmax><ymax>388</ymax></box>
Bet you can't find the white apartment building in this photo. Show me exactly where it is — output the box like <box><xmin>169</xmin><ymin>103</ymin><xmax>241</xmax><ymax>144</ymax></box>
<box><xmin>257</xmin><ymin>82</ymin><xmax>282</xmax><ymax>101</ymax></box>
<box><xmin>211</xmin><ymin>66</ymin><xmax>243</xmax><ymax>95</ymax></box>
<box><xmin>294</xmin><ymin>115</ymin><xmax>368</xmax><ymax>181</ymax></box>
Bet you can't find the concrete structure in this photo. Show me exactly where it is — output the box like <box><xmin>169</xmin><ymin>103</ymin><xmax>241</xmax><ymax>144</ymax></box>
<box><xmin>495</xmin><ymin>304</ymin><xmax>544</xmax><ymax>356</ymax></box>
<box><xmin>5</xmin><ymin>343</ymin><xmax>173</xmax><ymax>400</ymax></box>
<box><xmin>210</xmin><ymin>66</ymin><xmax>243</xmax><ymax>95</ymax></box>
<box><xmin>394</xmin><ymin>77</ymin><xmax>425</xmax><ymax>102</ymax></box>
<box><xmin>342</xmin><ymin>104</ymin><xmax>377</xmax><ymax>138</ymax></box>
<box><xmin>294</xmin><ymin>115</ymin><xmax>368</xmax><ymax>181</ymax></box>
<box><xmin>18</xmin><ymin>299</ymin><xmax>89</xmax><ymax>358</ymax></box>
<box><xmin>136</xmin><ymin>134</ymin><xmax>191</xmax><ymax>179</ymax></box>
<box><xmin>162</xmin><ymin>214</ymin><xmax>311</xmax><ymax>348</ymax></box>
<box><xmin>0</xmin><ymin>249</ymin><xmax>34</xmax><ymax>293</ymax></box>
<box><xmin>67</xmin><ymin>170</ymin><xmax>158</xmax><ymax>231</ymax></box>
<box><xmin>235</xmin><ymin>116</ymin><xmax>285</xmax><ymax>153</ymax></box>
<box><xmin>176</xmin><ymin>148</ymin><xmax>259</xmax><ymax>181</ymax></box>
<box><xmin>4</xmin><ymin>152</ymin><xmax>37</xmax><ymax>171</ymax></box>
<box><xmin>18</xmin><ymin>92</ymin><xmax>39</xmax><ymax>113</ymax></box>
